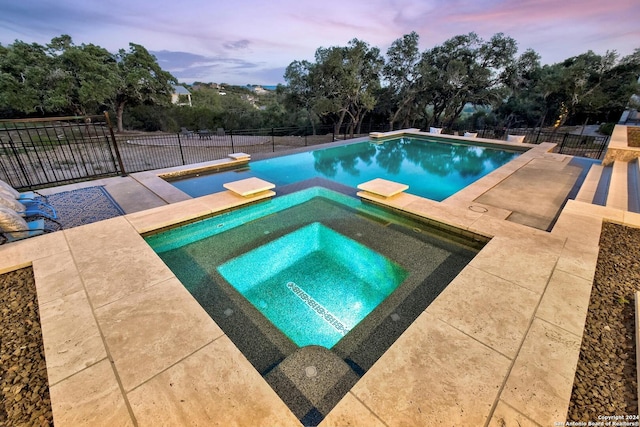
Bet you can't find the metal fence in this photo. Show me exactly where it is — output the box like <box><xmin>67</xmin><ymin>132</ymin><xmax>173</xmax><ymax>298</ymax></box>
<box><xmin>0</xmin><ymin>115</ymin><xmax>122</xmax><ymax>189</ymax></box>
<box><xmin>472</xmin><ymin>127</ymin><xmax>609</xmax><ymax>159</ymax></box>
<box><xmin>0</xmin><ymin>115</ymin><xmax>351</xmax><ymax>190</ymax></box>
<box><xmin>0</xmin><ymin>114</ymin><xmax>611</xmax><ymax>190</ymax></box>
<box><xmin>112</xmin><ymin>125</ymin><xmax>342</xmax><ymax>175</ymax></box>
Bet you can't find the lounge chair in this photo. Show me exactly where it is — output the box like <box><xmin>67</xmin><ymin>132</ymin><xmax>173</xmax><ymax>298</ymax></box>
<box><xmin>463</xmin><ymin>132</ymin><xmax>478</xmax><ymax>138</ymax></box>
<box><xmin>507</xmin><ymin>134</ymin><xmax>526</xmax><ymax>143</ymax></box>
<box><xmin>429</xmin><ymin>127</ymin><xmax>443</xmax><ymax>134</ymax></box>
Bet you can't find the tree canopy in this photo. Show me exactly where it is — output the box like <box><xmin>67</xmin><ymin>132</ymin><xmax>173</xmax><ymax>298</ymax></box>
<box><xmin>282</xmin><ymin>38</ymin><xmax>383</xmax><ymax>136</ymax></box>
<box><xmin>0</xmin><ymin>35</ymin><xmax>176</xmax><ymax>132</ymax></box>
<box><xmin>284</xmin><ymin>34</ymin><xmax>639</xmax><ymax>132</ymax></box>
<box><xmin>0</xmin><ymin>32</ymin><xmax>638</xmax><ymax>134</ymax></box>
<box><xmin>113</xmin><ymin>43</ymin><xmax>176</xmax><ymax>131</ymax></box>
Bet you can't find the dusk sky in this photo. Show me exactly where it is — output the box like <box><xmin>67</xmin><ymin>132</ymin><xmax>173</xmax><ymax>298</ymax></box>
<box><xmin>1</xmin><ymin>0</ymin><xmax>638</xmax><ymax>86</ymax></box>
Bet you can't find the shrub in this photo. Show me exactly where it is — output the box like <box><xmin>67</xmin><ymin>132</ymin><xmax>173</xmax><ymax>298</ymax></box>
<box><xmin>598</xmin><ymin>122</ymin><xmax>615</xmax><ymax>136</ymax></box>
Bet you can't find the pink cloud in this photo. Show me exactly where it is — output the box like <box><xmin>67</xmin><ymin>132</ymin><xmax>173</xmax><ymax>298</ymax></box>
<box><xmin>2</xmin><ymin>0</ymin><xmax>638</xmax><ymax>83</ymax></box>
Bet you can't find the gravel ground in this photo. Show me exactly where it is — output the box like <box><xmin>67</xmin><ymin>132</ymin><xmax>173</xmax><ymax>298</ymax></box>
<box><xmin>0</xmin><ymin>222</ymin><xmax>638</xmax><ymax>425</ymax></box>
<box><xmin>567</xmin><ymin>221</ymin><xmax>639</xmax><ymax>421</ymax></box>
<box><xmin>0</xmin><ymin>267</ymin><xmax>52</xmax><ymax>426</ymax></box>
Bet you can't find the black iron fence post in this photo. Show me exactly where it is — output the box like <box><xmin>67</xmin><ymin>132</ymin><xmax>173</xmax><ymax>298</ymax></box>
<box><xmin>6</xmin><ymin>138</ymin><xmax>33</xmax><ymax>188</ymax></box>
<box><xmin>104</xmin><ymin>112</ymin><xmax>126</xmax><ymax>176</ymax></box>
<box><xmin>230</xmin><ymin>130</ymin><xmax>235</xmax><ymax>152</ymax></box>
<box><xmin>558</xmin><ymin>133</ymin><xmax>569</xmax><ymax>154</ymax></box>
<box><xmin>272</xmin><ymin>128</ymin><xmax>275</xmax><ymax>152</ymax></box>
<box><xmin>176</xmin><ymin>133</ymin><xmax>186</xmax><ymax>165</ymax></box>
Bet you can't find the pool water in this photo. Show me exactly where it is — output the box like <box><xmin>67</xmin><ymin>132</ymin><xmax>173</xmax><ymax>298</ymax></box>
<box><xmin>147</xmin><ymin>186</ymin><xmax>483</xmax><ymax>355</ymax></box>
<box><xmin>217</xmin><ymin>222</ymin><xmax>408</xmax><ymax>348</ymax></box>
<box><xmin>145</xmin><ymin>187</ymin><xmax>485</xmax><ymax>422</ymax></box>
<box><xmin>169</xmin><ymin>136</ymin><xmax>521</xmax><ymax>200</ymax></box>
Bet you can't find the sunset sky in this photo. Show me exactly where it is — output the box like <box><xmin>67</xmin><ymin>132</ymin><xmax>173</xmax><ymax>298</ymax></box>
<box><xmin>1</xmin><ymin>0</ymin><xmax>638</xmax><ymax>86</ymax></box>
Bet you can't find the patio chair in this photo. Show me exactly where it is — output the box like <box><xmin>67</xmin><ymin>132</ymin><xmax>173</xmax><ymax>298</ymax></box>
<box><xmin>463</xmin><ymin>132</ymin><xmax>478</xmax><ymax>138</ymax></box>
<box><xmin>0</xmin><ymin>218</ymin><xmax>48</xmax><ymax>244</ymax></box>
<box><xmin>429</xmin><ymin>127</ymin><xmax>443</xmax><ymax>134</ymax></box>
<box><xmin>198</xmin><ymin>129</ymin><xmax>213</xmax><ymax>140</ymax></box>
<box><xmin>0</xmin><ymin>179</ymin><xmax>48</xmax><ymax>202</ymax></box>
<box><xmin>180</xmin><ymin>127</ymin><xmax>194</xmax><ymax>138</ymax></box>
<box><xmin>0</xmin><ymin>207</ymin><xmax>50</xmax><ymax>244</ymax></box>
<box><xmin>20</xmin><ymin>200</ymin><xmax>58</xmax><ymax>220</ymax></box>
<box><xmin>0</xmin><ymin>194</ymin><xmax>58</xmax><ymax>220</ymax></box>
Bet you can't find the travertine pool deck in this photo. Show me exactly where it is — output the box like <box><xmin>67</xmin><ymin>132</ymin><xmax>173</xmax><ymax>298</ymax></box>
<box><xmin>2</xmin><ymin>131</ymin><xmax>639</xmax><ymax>426</ymax></box>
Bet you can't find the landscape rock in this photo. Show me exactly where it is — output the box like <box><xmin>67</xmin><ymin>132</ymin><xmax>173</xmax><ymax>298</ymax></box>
<box><xmin>567</xmin><ymin>222</ymin><xmax>639</xmax><ymax>420</ymax></box>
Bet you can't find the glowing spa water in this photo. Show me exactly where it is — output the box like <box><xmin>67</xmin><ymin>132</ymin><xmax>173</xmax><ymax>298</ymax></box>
<box><xmin>146</xmin><ymin>187</ymin><xmax>484</xmax><ymax>354</ymax></box>
<box><xmin>217</xmin><ymin>222</ymin><xmax>407</xmax><ymax>348</ymax></box>
<box><xmin>146</xmin><ymin>187</ymin><xmax>485</xmax><ymax>423</ymax></box>
<box><xmin>169</xmin><ymin>136</ymin><xmax>521</xmax><ymax>201</ymax></box>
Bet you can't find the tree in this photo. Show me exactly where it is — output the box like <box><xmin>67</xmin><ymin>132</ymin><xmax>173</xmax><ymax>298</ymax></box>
<box><xmin>495</xmin><ymin>49</ymin><xmax>543</xmax><ymax>127</ymax></box>
<box><xmin>0</xmin><ymin>40</ymin><xmax>51</xmax><ymax>115</ymax></box>
<box><xmin>1</xmin><ymin>35</ymin><xmax>176</xmax><ymax>124</ymax></box>
<box><xmin>339</xmin><ymin>39</ymin><xmax>384</xmax><ymax>136</ymax></box>
<box><xmin>605</xmin><ymin>49</ymin><xmax>640</xmax><ymax>121</ymax></box>
<box><xmin>46</xmin><ymin>35</ymin><xmax>120</xmax><ymax>115</ymax></box>
<box><xmin>113</xmin><ymin>43</ymin><xmax>176</xmax><ymax>132</ymax></box>
<box><xmin>218</xmin><ymin>94</ymin><xmax>262</xmax><ymax>129</ymax></box>
<box><xmin>306</xmin><ymin>39</ymin><xmax>383</xmax><ymax>136</ymax></box>
<box><xmin>534</xmin><ymin>50</ymin><xmax>640</xmax><ymax>128</ymax></box>
<box><xmin>418</xmin><ymin>33</ymin><xmax>519</xmax><ymax>129</ymax></box>
<box><xmin>383</xmin><ymin>32</ymin><xmax>422</xmax><ymax>130</ymax></box>
<box><xmin>283</xmin><ymin>60</ymin><xmax>319</xmax><ymax>133</ymax></box>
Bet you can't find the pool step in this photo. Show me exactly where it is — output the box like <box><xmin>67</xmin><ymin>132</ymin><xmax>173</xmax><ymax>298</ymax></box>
<box><xmin>629</xmin><ymin>159</ymin><xmax>640</xmax><ymax>213</ymax></box>
<box><xmin>606</xmin><ymin>160</ymin><xmax>629</xmax><ymax>210</ymax></box>
<box><xmin>575</xmin><ymin>164</ymin><xmax>604</xmax><ymax>203</ymax></box>
<box><xmin>576</xmin><ymin>159</ymin><xmax>640</xmax><ymax>212</ymax></box>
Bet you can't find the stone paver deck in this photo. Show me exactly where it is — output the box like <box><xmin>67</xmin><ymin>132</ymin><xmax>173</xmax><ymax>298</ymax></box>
<box><xmin>0</xmin><ymin>130</ymin><xmax>630</xmax><ymax>426</ymax></box>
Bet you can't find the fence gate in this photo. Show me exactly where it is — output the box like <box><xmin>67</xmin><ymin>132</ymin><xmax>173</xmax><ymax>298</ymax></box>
<box><xmin>0</xmin><ymin>114</ymin><xmax>123</xmax><ymax>189</ymax></box>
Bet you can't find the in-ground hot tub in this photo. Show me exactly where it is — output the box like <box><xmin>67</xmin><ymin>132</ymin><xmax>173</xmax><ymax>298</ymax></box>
<box><xmin>145</xmin><ymin>186</ymin><xmax>487</xmax><ymax>423</ymax></box>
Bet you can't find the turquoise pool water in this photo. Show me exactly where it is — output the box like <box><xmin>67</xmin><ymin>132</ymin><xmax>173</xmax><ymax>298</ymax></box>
<box><xmin>217</xmin><ymin>222</ymin><xmax>408</xmax><ymax>348</ymax></box>
<box><xmin>146</xmin><ymin>186</ymin><xmax>484</xmax><ymax>422</ymax></box>
<box><xmin>169</xmin><ymin>136</ymin><xmax>521</xmax><ymax>200</ymax></box>
<box><xmin>146</xmin><ymin>187</ymin><xmax>483</xmax><ymax>352</ymax></box>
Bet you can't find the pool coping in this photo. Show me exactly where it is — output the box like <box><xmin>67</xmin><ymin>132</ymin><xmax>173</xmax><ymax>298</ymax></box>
<box><xmin>1</xmin><ymin>130</ymin><xmax>636</xmax><ymax>425</ymax></box>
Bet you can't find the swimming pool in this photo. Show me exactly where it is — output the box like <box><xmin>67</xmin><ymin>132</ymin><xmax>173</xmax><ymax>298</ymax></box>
<box><xmin>168</xmin><ymin>136</ymin><xmax>521</xmax><ymax>200</ymax></box>
<box><xmin>145</xmin><ymin>186</ymin><xmax>486</xmax><ymax>423</ymax></box>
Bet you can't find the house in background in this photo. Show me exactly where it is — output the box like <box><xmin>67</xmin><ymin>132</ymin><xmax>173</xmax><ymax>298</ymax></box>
<box><xmin>252</xmin><ymin>85</ymin><xmax>268</xmax><ymax>95</ymax></box>
<box><xmin>171</xmin><ymin>85</ymin><xmax>192</xmax><ymax>107</ymax></box>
